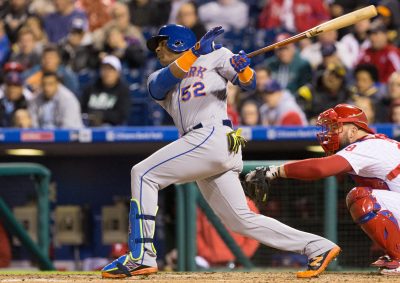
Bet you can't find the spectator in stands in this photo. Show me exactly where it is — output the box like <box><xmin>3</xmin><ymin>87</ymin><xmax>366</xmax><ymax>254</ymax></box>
<box><xmin>28</xmin><ymin>71</ymin><xmax>83</xmax><ymax>128</ymax></box>
<box><xmin>258</xmin><ymin>0</ymin><xmax>329</xmax><ymax>33</ymax></box>
<box><xmin>351</xmin><ymin>95</ymin><xmax>376</xmax><ymax>124</ymax></box>
<box><xmin>0</xmin><ymin>72</ymin><xmax>28</xmax><ymax>127</ymax></box>
<box><xmin>167</xmin><ymin>0</ymin><xmax>189</xmax><ymax>25</ymax></box>
<box><xmin>259</xmin><ymin>80</ymin><xmax>307</xmax><ymax>126</ymax></box>
<box><xmin>176</xmin><ymin>1</ymin><xmax>206</xmax><ymax>40</ymax></box>
<box><xmin>1</xmin><ymin>61</ymin><xmax>24</xmax><ymax>85</ymax></box>
<box><xmin>382</xmin><ymin>71</ymin><xmax>400</xmax><ymax>121</ymax></box>
<box><xmin>388</xmin><ymin>71</ymin><xmax>400</xmax><ymax>101</ymax></box>
<box><xmin>348</xmin><ymin>64</ymin><xmax>386</xmax><ymax>122</ymax></box>
<box><xmin>330</xmin><ymin>1</ymin><xmax>369</xmax><ymax>16</ymax></box>
<box><xmin>59</xmin><ymin>18</ymin><xmax>98</xmax><ymax>73</ymax></box>
<box><xmin>242</xmin><ymin>65</ymin><xmax>271</xmax><ymax>105</ymax></box>
<box><xmin>315</xmin><ymin>44</ymin><xmax>346</xmax><ymax>76</ymax></box>
<box><xmin>297</xmin><ymin>63</ymin><xmax>349</xmax><ymax>122</ymax></box>
<box><xmin>128</xmin><ymin>0</ymin><xmax>170</xmax><ymax>28</ymax></box>
<box><xmin>390</xmin><ymin>99</ymin><xmax>400</xmax><ymax>124</ymax></box>
<box><xmin>0</xmin><ymin>0</ymin><xmax>31</xmax><ymax>43</ymax></box>
<box><xmin>239</xmin><ymin>100</ymin><xmax>261</xmax><ymax>126</ymax></box>
<box><xmin>103</xmin><ymin>26</ymin><xmax>145</xmax><ymax>69</ymax></box>
<box><xmin>80</xmin><ymin>55</ymin><xmax>130</xmax><ymax>127</ymax></box>
<box><xmin>44</xmin><ymin>0</ymin><xmax>88</xmax><ymax>43</ymax></box>
<box><xmin>377</xmin><ymin>0</ymin><xmax>400</xmax><ymax>45</ymax></box>
<box><xmin>358</xmin><ymin>22</ymin><xmax>400</xmax><ymax>83</ymax></box>
<box><xmin>93</xmin><ymin>2</ymin><xmax>145</xmax><ymax>51</ymax></box>
<box><xmin>76</xmin><ymin>0</ymin><xmax>111</xmax><ymax>31</ymax></box>
<box><xmin>196</xmin><ymin>197</ymin><xmax>259</xmax><ymax>268</ymax></box>
<box><xmin>0</xmin><ymin>21</ymin><xmax>11</xmax><ymax>66</ymax></box>
<box><xmin>301</xmin><ymin>30</ymin><xmax>352</xmax><ymax>69</ymax></box>
<box><xmin>340</xmin><ymin>18</ymin><xmax>371</xmax><ymax>68</ymax></box>
<box><xmin>10</xmin><ymin>27</ymin><xmax>41</xmax><ymax>71</ymax></box>
<box><xmin>25</xmin><ymin>44</ymin><xmax>79</xmax><ymax>96</ymax></box>
<box><xmin>264</xmin><ymin>33</ymin><xmax>312</xmax><ymax>94</ymax></box>
<box><xmin>29</xmin><ymin>0</ymin><xmax>55</xmax><ymax>17</ymax></box>
<box><xmin>198</xmin><ymin>0</ymin><xmax>249</xmax><ymax>32</ymax></box>
<box><xmin>12</xmin><ymin>108</ymin><xmax>32</xmax><ymax>127</ymax></box>
<box><xmin>24</xmin><ymin>16</ymin><xmax>48</xmax><ymax>53</ymax></box>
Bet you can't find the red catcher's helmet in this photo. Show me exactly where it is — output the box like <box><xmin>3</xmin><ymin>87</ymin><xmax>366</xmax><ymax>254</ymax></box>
<box><xmin>316</xmin><ymin>104</ymin><xmax>374</xmax><ymax>155</ymax></box>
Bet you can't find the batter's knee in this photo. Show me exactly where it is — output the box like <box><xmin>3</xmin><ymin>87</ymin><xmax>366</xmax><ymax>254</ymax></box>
<box><xmin>131</xmin><ymin>163</ymin><xmax>146</xmax><ymax>180</ymax></box>
<box><xmin>346</xmin><ymin>187</ymin><xmax>381</xmax><ymax>224</ymax></box>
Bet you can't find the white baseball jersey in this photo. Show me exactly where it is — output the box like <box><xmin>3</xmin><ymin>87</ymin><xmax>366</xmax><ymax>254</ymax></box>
<box><xmin>148</xmin><ymin>47</ymin><xmax>238</xmax><ymax>135</ymax></box>
<box><xmin>336</xmin><ymin>134</ymin><xmax>400</xmax><ymax>192</ymax></box>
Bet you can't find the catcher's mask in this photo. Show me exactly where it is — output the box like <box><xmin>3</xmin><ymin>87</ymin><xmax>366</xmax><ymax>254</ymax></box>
<box><xmin>316</xmin><ymin>104</ymin><xmax>374</xmax><ymax>155</ymax></box>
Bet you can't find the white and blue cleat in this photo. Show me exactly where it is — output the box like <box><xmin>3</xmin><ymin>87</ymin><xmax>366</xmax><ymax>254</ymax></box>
<box><xmin>101</xmin><ymin>253</ymin><xmax>158</xmax><ymax>278</ymax></box>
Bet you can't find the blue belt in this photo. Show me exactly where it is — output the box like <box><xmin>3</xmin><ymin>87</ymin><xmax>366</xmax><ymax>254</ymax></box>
<box><xmin>183</xmin><ymin>119</ymin><xmax>233</xmax><ymax>136</ymax></box>
<box><xmin>192</xmin><ymin>119</ymin><xmax>233</xmax><ymax>130</ymax></box>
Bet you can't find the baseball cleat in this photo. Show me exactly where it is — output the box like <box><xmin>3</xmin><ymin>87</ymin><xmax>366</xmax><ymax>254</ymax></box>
<box><xmin>371</xmin><ymin>255</ymin><xmax>400</xmax><ymax>269</ymax></box>
<box><xmin>101</xmin><ymin>253</ymin><xmax>158</xmax><ymax>278</ymax></box>
<box><xmin>296</xmin><ymin>246</ymin><xmax>341</xmax><ymax>278</ymax></box>
<box><xmin>379</xmin><ymin>265</ymin><xmax>400</xmax><ymax>276</ymax></box>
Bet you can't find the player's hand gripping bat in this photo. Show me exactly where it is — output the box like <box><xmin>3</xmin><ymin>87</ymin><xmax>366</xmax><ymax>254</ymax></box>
<box><xmin>247</xmin><ymin>5</ymin><xmax>377</xmax><ymax>58</ymax></box>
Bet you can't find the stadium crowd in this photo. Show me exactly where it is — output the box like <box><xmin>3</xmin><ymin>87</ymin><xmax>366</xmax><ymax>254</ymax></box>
<box><xmin>0</xmin><ymin>0</ymin><xmax>399</xmax><ymax>128</ymax></box>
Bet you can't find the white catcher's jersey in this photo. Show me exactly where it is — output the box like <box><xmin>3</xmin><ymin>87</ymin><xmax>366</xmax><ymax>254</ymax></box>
<box><xmin>336</xmin><ymin>134</ymin><xmax>400</xmax><ymax>192</ymax></box>
<box><xmin>148</xmin><ymin>47</ymin><xmax>238</xmax><ymax>135</ymax></box>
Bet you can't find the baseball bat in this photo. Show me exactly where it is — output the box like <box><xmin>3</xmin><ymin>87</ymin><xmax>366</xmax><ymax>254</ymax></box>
<box><xmin>247</xmin><ymin>5</ymin><xmax>377</xmax><ymax>58</ymax></box>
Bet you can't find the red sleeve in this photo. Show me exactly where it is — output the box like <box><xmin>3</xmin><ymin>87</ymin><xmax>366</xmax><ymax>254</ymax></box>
<box><xmin>283</xmin><ymin>154</ymin><xmax>352</xmax><ymax>180</ymax></box>
<box><xmin>280</xmin><ymin>111</ymin><xmax>304</xmax><ymax>125</ymax></box>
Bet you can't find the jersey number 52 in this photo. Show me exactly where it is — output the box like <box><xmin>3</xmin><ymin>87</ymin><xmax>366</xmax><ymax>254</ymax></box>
<box><xmin>181</xmin><ymin>82</ymin><xmax>206</xmax><ymax>101</ymax></box>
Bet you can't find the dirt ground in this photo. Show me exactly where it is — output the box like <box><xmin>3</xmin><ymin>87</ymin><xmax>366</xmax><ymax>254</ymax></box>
<box><xmin>1</xmin><ymin>271</ymin><xmax>400</xmax><ymax>283</ymax></box>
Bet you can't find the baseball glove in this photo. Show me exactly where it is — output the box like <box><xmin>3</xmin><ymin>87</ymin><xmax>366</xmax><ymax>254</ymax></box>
<box><xmin>241</xmin><ymin>166</ymin><xmax>270</xmax><ymax>204</ymax></box>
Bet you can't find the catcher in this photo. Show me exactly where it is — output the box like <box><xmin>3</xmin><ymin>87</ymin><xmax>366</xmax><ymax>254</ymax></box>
<box><xmin>246</xmin><ymin>104</ymin><xmax>400</xmax><ymax>275</ymax></box>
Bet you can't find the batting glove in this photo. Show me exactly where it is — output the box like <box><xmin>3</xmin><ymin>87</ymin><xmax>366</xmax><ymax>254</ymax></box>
<box><xmin>191</xmin><ymin>26</ymin><xmax>224</xmax><ymax>57</ymax></box>
<box><xmin>230</xmin><ymin>50</ymin><xmax>250</xmax><ymax>73</ymax></box>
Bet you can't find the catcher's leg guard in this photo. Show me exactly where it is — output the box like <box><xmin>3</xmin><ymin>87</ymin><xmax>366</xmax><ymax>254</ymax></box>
<box><xmin>346</xmin><ymin>187</ymin><xmax>400</xmax><ymax>260</ymax></box>
<box><xmin>128</xmin><ymin>199</ymin><xmax>157</xmax><ymax>260</ymax></box>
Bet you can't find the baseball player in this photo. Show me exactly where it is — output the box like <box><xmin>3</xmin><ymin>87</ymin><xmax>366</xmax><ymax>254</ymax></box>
<box><xmin>101</xmin><ymin>24</ymin><xmax>339</xmax><ymax>279</ymax></box>
<box><xmin>246</xmin><ymin>103</ymin><xmax>400</xmax><ymax>275</ymax></box>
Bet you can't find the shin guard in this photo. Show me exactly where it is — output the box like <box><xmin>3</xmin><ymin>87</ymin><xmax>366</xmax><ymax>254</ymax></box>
<box><xmin>346</xmin><ymin>187</ymin><xmax>400</xmax><ymax>260</ymax></box>
<box><xmin>128</xmin><ymin>199</ymin><xmax>156</xmax><ymax>260</ymax></box>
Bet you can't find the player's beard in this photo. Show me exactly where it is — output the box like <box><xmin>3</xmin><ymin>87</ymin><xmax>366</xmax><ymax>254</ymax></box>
<box><xmin>338</xmin><ymin>135</ymin><xmax>351</xmax><ymax>151</ymax></box>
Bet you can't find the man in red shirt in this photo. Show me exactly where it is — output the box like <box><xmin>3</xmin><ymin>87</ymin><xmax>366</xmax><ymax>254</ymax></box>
<box><xmin>246</xmin><ymin>104</ymin><xmax>400</xmax><ymax>275</ymax></box>
<box><xmin>357</xmin><ymin>23</ymin><xmax>400</xmax><ymax>83</ymax></box>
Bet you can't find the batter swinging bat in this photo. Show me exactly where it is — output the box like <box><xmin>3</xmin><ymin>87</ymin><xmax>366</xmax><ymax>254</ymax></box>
<box><xmin>247</xmin><ymin>5</ymin><xmax>377</xmax><ymax>58</ymax></box>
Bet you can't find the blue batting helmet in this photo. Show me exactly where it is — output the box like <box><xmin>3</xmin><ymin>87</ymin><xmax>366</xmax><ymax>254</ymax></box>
<box><xmin>146</xmin><ymin>24</ymin><xmax>196</xmax><ymax>53</ymax></box>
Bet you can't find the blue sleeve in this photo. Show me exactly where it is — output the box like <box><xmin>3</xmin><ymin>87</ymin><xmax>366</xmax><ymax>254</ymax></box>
<box><xmin>232</xmin><ymin>70</ymin><xmax>256</xmax><ymax>92</ymax></box>
<box><xmin>148</xmin><ymin>67</ymin><xmax>181</xmax><ymax>100</ymax></box>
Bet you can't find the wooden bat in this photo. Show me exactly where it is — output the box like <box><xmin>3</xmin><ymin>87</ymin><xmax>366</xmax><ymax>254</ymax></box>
<box><xmin>247</xmin><ymin>5</ymin><xmax>377</xmax><ymax>58</ymax></box>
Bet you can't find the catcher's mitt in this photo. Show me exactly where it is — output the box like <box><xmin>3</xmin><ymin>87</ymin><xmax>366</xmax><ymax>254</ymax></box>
<box><xmin>241</xmin><ymin>166</ymin><xmax>270</xmax><ymax>204</ymax></box>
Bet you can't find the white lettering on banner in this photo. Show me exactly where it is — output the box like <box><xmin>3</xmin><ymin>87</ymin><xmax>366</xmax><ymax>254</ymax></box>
<box><xmin>111</xmin><ymin>132</ymin><xmax>164</xmax><ymax>141</ymax></box>
<box><xmin>267</xmin><ymin>129</ymin><xmax>318</xmax><ymax>140</ymax></box>
<box><xmin>79</xmin><ymin>129</ymin><xmax>92</xmax><ymax>143</ymax></box>
<box><xmin>0</xmin><ymin>133</ymin><xmax>4</xmax><ymax>141</ymax></box>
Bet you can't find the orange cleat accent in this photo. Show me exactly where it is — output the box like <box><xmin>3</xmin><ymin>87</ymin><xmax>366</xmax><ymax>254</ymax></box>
<box><xmin>296</xmin><ymin>246</ymin><xmax>341</xmax><ymax>278</ymax></box>
<box><xmin>101</xmin><ymin>266</ymin><xmax>158</xmax><ymax>278</ymax></box>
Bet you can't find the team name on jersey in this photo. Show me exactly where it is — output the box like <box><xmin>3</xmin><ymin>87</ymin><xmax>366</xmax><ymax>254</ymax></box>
<box><xmin>184</xmin><ymin>66</ymin><xmax>207</xmax><ymax>79</ymax></box>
